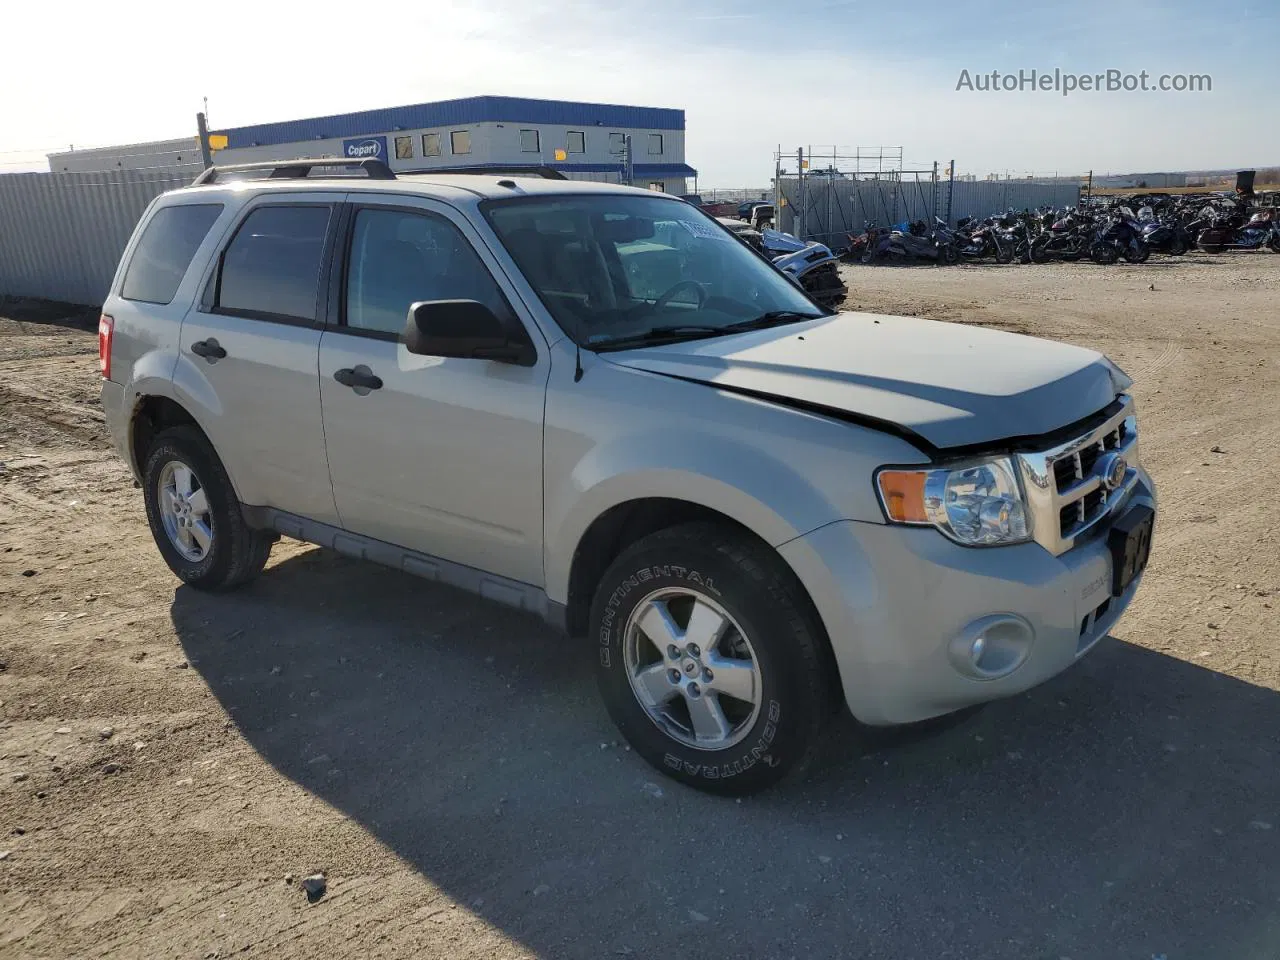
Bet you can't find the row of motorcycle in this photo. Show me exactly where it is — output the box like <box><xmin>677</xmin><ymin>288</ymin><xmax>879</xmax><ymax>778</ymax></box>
<box><xmin>847</xmin><ymin>197</ymin><xmax>1280</xmax><ymax>266</ymax></box>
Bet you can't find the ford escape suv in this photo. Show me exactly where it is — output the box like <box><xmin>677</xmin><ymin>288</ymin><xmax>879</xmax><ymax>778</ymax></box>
<box><xmin>100</xmin><ymin>159</ymin><xmax>1156</xmax><ymax>795</ymax></box>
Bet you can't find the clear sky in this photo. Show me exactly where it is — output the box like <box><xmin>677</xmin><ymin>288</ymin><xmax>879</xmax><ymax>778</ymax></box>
<box><xmin>1</xmin><ymin>0</ymin><xmax>1274</xmax><ymax>184</ymax></box>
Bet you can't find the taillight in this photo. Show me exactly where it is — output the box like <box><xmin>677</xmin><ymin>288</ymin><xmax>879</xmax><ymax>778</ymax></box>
<box><xmin>98</xmin><ymin>314</ymin><xmax>114</xmax><ymax>380</ymax></box>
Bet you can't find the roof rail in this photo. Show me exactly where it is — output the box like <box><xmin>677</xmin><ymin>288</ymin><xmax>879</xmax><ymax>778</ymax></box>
<box><xmin>192</xmin><ymin>158</ymin><xmax>396</xmax><ymax>186</ymax></box>
<box><xmin>402</xmin><ymin>165</ymin><xmax>568</xmax><ymax>181</ymax></box>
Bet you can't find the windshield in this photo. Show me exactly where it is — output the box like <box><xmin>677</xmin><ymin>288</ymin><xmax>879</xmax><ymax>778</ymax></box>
<box><xmin>481</xmin><ymin>194</ymin><xmax>826</xmax><ymax>349</ymax></box>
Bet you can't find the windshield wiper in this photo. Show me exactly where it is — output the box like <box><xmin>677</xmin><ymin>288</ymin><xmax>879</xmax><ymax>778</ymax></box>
<box><xmin>721</xmin><ymin>310</ymin><xmax>825</xmax><ymax>332</ymax></box>
<box><xmin>589</xmin><ymin>325</ymin><xmax>726</xmax><ymax>351</ymax></box>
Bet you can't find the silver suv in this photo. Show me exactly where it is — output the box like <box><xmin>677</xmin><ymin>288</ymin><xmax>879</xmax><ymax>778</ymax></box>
<box><xmin>100</xmin><ymin>159</ymin><xmax>1156</xmax><ymax>795</ymax></box>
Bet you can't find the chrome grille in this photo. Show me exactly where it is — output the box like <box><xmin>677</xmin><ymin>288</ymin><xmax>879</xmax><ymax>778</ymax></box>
<box><xmin>1017</xmin><ymin>396</ymin><xmax>1140</xmax><ymax>556</ymax></box>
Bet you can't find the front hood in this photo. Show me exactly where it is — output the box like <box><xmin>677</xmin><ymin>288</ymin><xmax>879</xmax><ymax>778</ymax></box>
<box><xmin>605</xmin><ymin>312</ymin><xmax>1129</xmax><ymax>451</ymax></box>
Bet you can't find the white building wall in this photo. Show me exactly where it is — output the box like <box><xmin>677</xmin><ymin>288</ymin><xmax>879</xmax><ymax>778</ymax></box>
<box><xmin>47</xmin><ymin>138</ymin><xmax>202</xmax><ymax>173</ymax></box>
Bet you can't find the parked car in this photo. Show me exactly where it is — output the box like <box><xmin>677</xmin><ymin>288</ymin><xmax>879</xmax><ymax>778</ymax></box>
<box><xmin>737</xmin><ymin>198</ymin><xmax>769</xmax><ymax>220</ymax></box>
<box><xmin>100</xmin><ymin>158</ymin><xmax>1156</xmax><ymax>795</ymax></box>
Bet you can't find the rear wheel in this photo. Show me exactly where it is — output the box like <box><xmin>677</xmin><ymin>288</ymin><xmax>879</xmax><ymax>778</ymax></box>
<box><xmin>1030</xmin><ymin>238</ymin><xmax>1054</xmax><ymax>264</ymax></box>
<box><xmin>1168</xmin><ymin>235</ymin><xmax>1189</xmax><ymax>256</ymax></box>
<box><xmin>591</xmin><ymin>523</ymin><xmax>835</xmax><ymax>795</ymax></box>
<box><xmin>142</xmin><ymin>426</ymin><xmax>273</xmax><ymax>591</ymax></box>
<box><xmin>1269</xmin><ymin>234</ymin><xmax>1280</xmax><ymax>254</ymax></box>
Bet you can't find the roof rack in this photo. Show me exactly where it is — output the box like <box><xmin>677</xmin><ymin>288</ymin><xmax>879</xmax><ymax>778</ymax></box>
<box><xmin>192</xmin><ymin>158</ymin><xmax>396</xmax><ymax>186</ymax></box>
<box><xmin>402</xmin><ymin>165</ymin><xmax>568</xmax><ymax>181</ymax></box>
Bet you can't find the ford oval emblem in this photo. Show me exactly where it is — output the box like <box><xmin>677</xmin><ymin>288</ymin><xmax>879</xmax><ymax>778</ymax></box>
<box><xmin>1099</xmin><ymin>452</ymin><xmax>1127</xmax><ymax>491</ymax></box>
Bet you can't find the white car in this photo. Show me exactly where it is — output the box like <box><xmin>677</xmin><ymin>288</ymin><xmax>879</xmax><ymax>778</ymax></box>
<box><xmin>99</xmin><ymin>159</ymin><xmax>1156</xmax><ymax>794</ymax></box>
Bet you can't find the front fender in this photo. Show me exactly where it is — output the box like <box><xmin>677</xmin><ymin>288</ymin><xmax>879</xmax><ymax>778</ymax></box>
<box><xmin>544</xmin><ymin>429</ymin><xmax>843</xmax><ymax>606</ymax></box>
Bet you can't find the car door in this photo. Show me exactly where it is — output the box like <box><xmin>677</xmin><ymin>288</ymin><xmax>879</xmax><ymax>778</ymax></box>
<box><xmin>317</xmin><ymin>198</ymin><xmax>549</xmax><ymax>586</ymax></box>
<box><xmin>175</xmin><ymin>194</ymin><xmax>342</xmax><ymax>527</ymax></box>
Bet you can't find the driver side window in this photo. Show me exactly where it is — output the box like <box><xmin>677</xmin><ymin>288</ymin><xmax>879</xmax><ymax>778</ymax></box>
<box><xmin>344</xmin><ymin>208</ymin><xmax>509</xmax><ymax>337</ymax></box>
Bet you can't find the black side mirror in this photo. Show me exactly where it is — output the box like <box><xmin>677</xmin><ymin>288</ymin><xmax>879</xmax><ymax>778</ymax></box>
<box><xmin>401</xmin><ymin>300</ymin><xmax>535</xmax><ymax>366</ymax></box>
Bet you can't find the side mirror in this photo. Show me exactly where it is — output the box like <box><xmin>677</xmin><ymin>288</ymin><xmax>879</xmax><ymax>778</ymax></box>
<box><xmin>401</xmin><ymin>300</ymin><xmax>535</xmax><ymax>366</ymax></box>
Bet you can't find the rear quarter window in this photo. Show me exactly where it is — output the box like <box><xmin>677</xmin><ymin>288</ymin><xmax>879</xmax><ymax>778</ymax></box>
<box><xmin>121</xmin><ymin>203</ymin><xmax>224</xmax><ymax>305</ymax></box>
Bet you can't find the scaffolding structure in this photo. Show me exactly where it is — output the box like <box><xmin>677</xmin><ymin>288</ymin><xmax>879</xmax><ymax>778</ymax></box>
<box><xmin>773</xmin><ymin>146</ymin><xmax>940</xmax><ymax>244</ymax></box>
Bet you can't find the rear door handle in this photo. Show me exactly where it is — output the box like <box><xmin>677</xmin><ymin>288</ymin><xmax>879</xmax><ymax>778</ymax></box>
<box><xmin>333</xmin><ymin>366</ymin><xmax>383</xmax><ymax>391</ymax></box>
<box><xmin>190</xmin><ymin>338</ymin><xmax>227</xmax><ymax>361</ymax></box>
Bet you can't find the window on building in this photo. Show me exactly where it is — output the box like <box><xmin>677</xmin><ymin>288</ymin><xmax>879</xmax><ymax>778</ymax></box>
<box><xmin>215</xmin><ymin>205</ymin><xmax>332</xmax><ymax>322</ymax></box>
<box><xmin>422</xmin><ymin>133</ymin><xmax>442</xmax><ymax>157</ymax></box>
<box><xmin>519</xmin><ymin>129</ymin><xmax>540</xmax><ymax>153</ymax></box>
<box><xmin>648</xmin><ymin>182</ymin><xmax>666</xmax><ymax>192</ymax></box>
<box><xmin>566</xmin><ymin>131</ymin><xmax>585</xmax><ymax>154</ymax></box>
<box><xmin>608</xmin><ymin>132</ymin><xmax>626</xmax><ymax>154</ymax></box>
<box><xmin>648</xmin><ymin>134</ymin><xmax>663</xmax><ymax>155</ymax></box>
<box><xmin>121</xmin><ymin>204</ymin><xmax>224</xmax><ymax>305</ymax></box>
<box><xmin>344</xmin><ymin>208</ymin><xmax>508</xmax><ymax>337</ymax></box>
<box><xmin>395</xmin><ymin>136</ymin><xmax>414</xmax><ymax>160</ymax></box>
<box><xmin>450</xmin><ymin>130</ymin><xmax>471</xmax><ymax>155</ymax></box>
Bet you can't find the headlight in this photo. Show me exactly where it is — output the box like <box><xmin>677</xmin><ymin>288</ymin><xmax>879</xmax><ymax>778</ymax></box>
<box><xmin>876</xmin><ymin>457</ymin><xmax>1031</xmax><ymax>546</ymax></box>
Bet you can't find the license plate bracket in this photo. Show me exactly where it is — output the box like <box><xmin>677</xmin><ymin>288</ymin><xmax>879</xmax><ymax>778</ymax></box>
<box><xmin>1107</xmin><ymin>504</ymin><xmax>1155</xmax><ymax>596</ymax></box>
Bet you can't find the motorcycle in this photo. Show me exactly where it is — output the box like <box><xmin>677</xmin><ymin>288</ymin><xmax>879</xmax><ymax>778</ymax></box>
<box><xmin>1140</xmin><ymin>218</ymin><xmax>1191</xmax><ymax>256</ymax></box>
<box><xmin>1030</xmin><ymin>211</ymin><xmax>1095</xmax><ymax>263</ymax></box>
<box><xmin>1197</xmin><ymin>208</ymin><xmax>1280</xmax><ymax>253</ymax></box>
<box><xmin>1091</xmin><ymin>214</ymin><xmax>1150</xmax><ymax>264</ymax></box>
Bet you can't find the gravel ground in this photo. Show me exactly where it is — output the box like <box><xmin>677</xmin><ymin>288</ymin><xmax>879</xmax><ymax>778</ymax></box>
<box><xmin>1</xmin><ymin>255</ymin><xmax>1278</xmax><ymax>960</ymax></box>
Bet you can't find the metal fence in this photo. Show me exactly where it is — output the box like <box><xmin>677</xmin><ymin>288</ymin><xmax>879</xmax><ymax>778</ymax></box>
<box><xmin>0</xmin><ymin>166</ymin><xmax>193</xmax><ymax>306</ymax></box>
<box><xmin>776</xmin><ymin>175</ymin><xmax>1081</xmax><ymax>249</ymax></box>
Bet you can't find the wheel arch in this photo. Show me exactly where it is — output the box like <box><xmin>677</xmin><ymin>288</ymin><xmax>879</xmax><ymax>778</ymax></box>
<box><xmin>129</xmin><ymin>393</ymin><xmax>240</xmax><ymax>501</ymax></box>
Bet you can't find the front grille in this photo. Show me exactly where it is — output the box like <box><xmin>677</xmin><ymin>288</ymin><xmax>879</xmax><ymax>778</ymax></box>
<box><xmin>1016</xmin><ymin>396</ymin><xmax>1140</xmax><ymax>556</ymax></box>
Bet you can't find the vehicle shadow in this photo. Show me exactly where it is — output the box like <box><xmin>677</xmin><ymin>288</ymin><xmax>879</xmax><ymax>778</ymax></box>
<box><xmin>172</xmin><ymin>548</ymin><xmax>1280</xmax><ymax>960</ymax></box>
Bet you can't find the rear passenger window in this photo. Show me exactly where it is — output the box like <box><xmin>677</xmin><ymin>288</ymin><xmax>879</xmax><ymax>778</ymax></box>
<box><xmin>121</xmin><ymin>204</ymin><xmax>223</xmax><ymax>304</ymax></box>
<box><xmin>215</xmin><ymin>205</ymin><xmax>331</xmax><ymax>322</ymax></box>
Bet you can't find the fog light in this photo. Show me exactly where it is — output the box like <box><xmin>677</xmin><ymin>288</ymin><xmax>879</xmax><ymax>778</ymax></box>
<box><xmin>948</xmin><ymin>614</ymin><xmax>1034</xmax><ymax>680</ymax></box>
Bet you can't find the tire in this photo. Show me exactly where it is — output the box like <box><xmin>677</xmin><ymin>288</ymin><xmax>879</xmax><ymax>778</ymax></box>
<box><xmin>1123</xmin><ymin>240</ymin><xmax>1150</xmax><ymax>264</ymax></box>
<box><xmin>994</xmin><ymin>243</ymin><xmax>1014</xmax><ymax>264</ymax></box>
<box><xmin>591</xmin><ymin>522</ymin><xmax>835</xmax><ymax>795</ymax></box>
<box><xmin>1269</xmin><ymin>235</ymin><xmax>1280</xmax><ymax>254</ymax></box>
<box><xmin>142</xmin><ymin>425</ymin><xmax>273</xmax><ymax>591</ymax></box>
<box><xmin>940</xmin><ymin>244</ymin><xmax>959</xmax><ymax>265</ymax></box>
<box><xmin>1091</xmin><ymin>242</ymin><xmax>1120</xmax><ymax>265</ymax></box>
<box><xmin>1168</xmin><ymin>236</ymin><xmax>1189</xmax><ymax>256</ymax></box>
<box><xmin>1030</xmin><ymin>239</ymin><xmax>1054</xmax><ymax>264</ymax></box>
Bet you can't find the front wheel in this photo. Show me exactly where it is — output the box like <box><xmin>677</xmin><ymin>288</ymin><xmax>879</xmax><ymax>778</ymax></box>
<box><xmin>142</xmin><ymin>425</ymin><xmax>274</xmax><ymax>590</ymax></box>
<box><xmin>1168</xmin><ymin>236</ymin><xmax>1189</xmax><ymax>256</ymax></box>
<box><xmin>1091</xmin><ymin>242</ymin><xmax>1121</xmax><ymax>265</ymax></box>
<box><xmin>994</xmin><ymin>243</ymin><xmax>1014</xmax><ymax>264</ymax></box>
<box><xmin>591</xmin><ymin>523</ymin><xmax>835</xmax><ymax>795</ymax></box>
<box><xmin>1269</xmin><ymin>234</ymin><xmax>1280</xmax><ymax>254</ymax></box>
<box><xmin>1030</xmin><ymin>239</ymin><xmax>1054</xmax><ymax>264</ymax></box>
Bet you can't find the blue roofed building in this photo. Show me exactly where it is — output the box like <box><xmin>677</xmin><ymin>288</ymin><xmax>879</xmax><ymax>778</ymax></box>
<box><xmin>207</xmin><ymin>95</ymin><xmax>697</xmax><ymax>194</ymax></box>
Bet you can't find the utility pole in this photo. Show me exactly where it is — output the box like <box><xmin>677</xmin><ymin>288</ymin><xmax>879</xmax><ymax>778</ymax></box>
<box><xmin>797</xmin><ymin>147</ymin><xmax>805</xmax><ymax>238</ymax></box>
<box><xmin>196</xmin><ymin>112</ymin><xmax>212</xmax><ymax>170</ymax></box>
<box><xmin>946</xmin><ymin>158</ymin><xmax>956</xmax><ymax>225</ymax></box>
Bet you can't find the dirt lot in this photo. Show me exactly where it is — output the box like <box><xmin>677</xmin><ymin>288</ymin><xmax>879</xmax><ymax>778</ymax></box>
<box><xmin>1</xmin><ymin>256</ymin><xmax>1278</xmax><ymax>960</ymax></box>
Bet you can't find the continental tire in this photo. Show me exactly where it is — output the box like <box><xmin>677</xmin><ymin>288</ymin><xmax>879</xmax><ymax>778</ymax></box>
<box><xmin>591</xmin><ymin>522</ymin><xmax>835</xmax><ymax>795</ymax></box>
<box><xmin>142</xmin><ymin>425</ymin><xmax>273</xmax><ymax>591</ymax></box>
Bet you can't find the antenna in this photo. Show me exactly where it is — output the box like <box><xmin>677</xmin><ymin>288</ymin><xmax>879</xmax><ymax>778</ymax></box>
<box><xmin>203</xmin><ymin>96</ymin><xmax>209</xmax><ymax>128</ymax></box>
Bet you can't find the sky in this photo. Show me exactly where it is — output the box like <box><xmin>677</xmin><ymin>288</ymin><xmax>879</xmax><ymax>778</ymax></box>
<box><xmin>1</xmin><ymin>0</ymin><xmax>1275</xmax><ymax>185</ymax></box>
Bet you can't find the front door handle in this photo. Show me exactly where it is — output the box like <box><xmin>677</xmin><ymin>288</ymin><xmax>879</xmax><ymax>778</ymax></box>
<box><xmin>333</xmin><ymin>366</ymin><xmax>383</xmax><ymax>391</ymax></box>
<box><xmin>190</xmin><ymin>338</ymin><xmax>227</xmax><ymax>361</ymax></box>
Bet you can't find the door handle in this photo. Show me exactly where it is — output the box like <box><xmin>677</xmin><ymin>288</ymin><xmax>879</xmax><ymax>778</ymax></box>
<box><xmin>333</xmin><ymin>366</ymin><xmax>383</xmax><ymax>391</ymax></box>
<box><xmin>190</xmin><ymin>338</ymin><xmax>226</xmax><ymax>361</ymax></box>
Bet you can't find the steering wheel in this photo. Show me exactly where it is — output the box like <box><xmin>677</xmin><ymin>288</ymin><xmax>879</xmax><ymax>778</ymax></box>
<box><xmin>653</xmin><ymin>280</ymin><xmax>707</xmax><ymax>312</ymax></box>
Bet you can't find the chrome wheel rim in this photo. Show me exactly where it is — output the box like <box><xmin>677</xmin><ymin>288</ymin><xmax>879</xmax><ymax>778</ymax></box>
<box><xmin>157</xmin><ymin>460</ymin><xmax>212</xmax><ymax>562</ymax></box>
<box><xmin>623</xmin><ymin>588</ymin><xmax>762</xmax><ymax>751</ymax></box>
